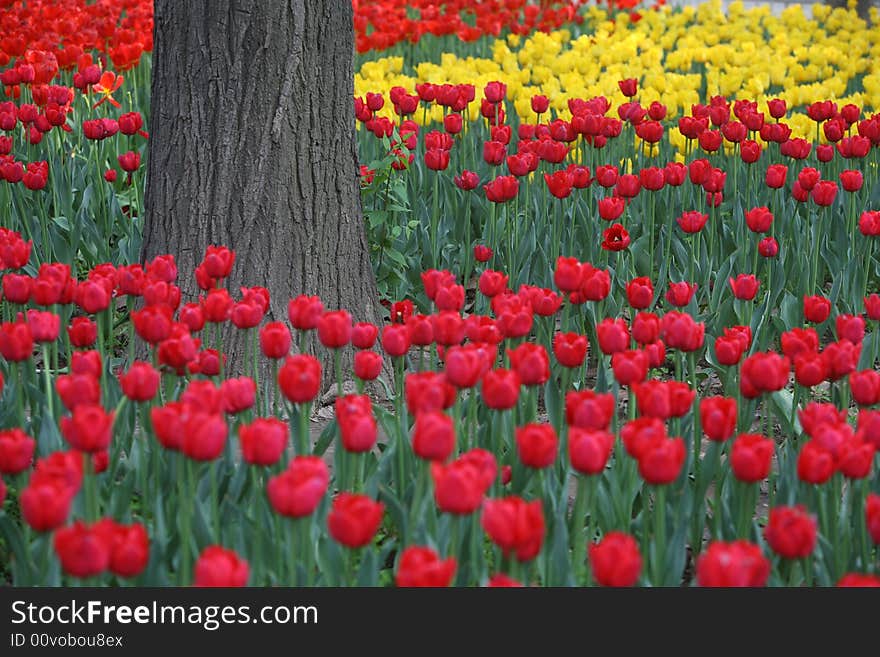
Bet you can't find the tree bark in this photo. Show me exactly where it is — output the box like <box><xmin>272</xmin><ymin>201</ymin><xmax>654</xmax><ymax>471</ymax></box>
<box><xmin>143</xmin><ymin>0</ymin><xmax>382</xmax><ymax>389</ymax></box>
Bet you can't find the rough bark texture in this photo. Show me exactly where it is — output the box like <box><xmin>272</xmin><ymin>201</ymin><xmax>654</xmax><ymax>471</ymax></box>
<box><xmin>143</xmin><ymin>0</ymin><xmax>382</xmax><ymax>390</ymax></box>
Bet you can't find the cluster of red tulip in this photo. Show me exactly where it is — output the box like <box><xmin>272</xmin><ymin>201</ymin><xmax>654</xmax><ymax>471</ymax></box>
<box><xmin>0</xmin><ymin>0</ymin><xmax>152</xmax><ymax>74</ymax></box>
<box><xmin>2</xmin><ymin>0</ymin><xmax>880</xmax><ymax>588</ymax></box>
<box><xmin>1</xmin><ymin>234</ymin><xmax>879</xmax><ymax>587</ymax></box>
<box><xmin>352</xmin><ymin>0</ymin><xmax>588</xmax><ymax>54</ymax></box>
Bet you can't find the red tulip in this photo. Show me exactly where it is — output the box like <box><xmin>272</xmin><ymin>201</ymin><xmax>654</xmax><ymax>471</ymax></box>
<box><xmin>596</xmin><ymin>317</ymin><xmax>629</xmax><ymax>355</ymax></box>
<box><xmin>60</xmin><ymin>404</ymin><xmax>113</xmax><ymax>453</ymax></box>
<box><xmin>483</xmin><ymin>174</ymin><xmax>519</xmax><ymax>203</ymax></box>
<box><xmin>618</xmin><ymin>78</ymin><xmax>637</xmax><ymax>97</ymax></box>
<box><xmin>118</xmin><ymin>361</ymin><xmax>159</xmax><ymax>402</ymax></box>
<box><xmin>352</xmin><ymin>350</ymin><xmax>382</xmax><ymax>381</ymax></box>
<box><xmin>277</xmin><ymin>354</ymin><xmax>321</xmax><ymax>404</ymax></box>
<box><xmin>25</xmin><ymin>309</ymin><xmax>59</xmax><ymax>343</ymax></box>
<box><xmin>729</xmin><ymin>274</ymin><xmax>759</xmax><ymax>300</ymax></box>
<box><xmin>665</xmin><ymin>281</ymin><xmax>696</xmax><ymax>307</ymax></box>
<box><xmin>53</xmin><ymin>520</ymin><xmax>110</xmax><ymax>578</ymax></box>
<box><xmin>516</xmin><ymin>423</ymin><xmax>558</xmax><ymax>469</ymax></box>
<box><xmin>317</xmin><ymin>310</ymin><xmax>352</xmax><ymax>348</ymax></box>
<box><xmin>267</xmin><ymin>456</ymin><xmax>329</xmax><ymax>517</ymax></box>
<box><xmin>432</xmin><ymin>311</ymin><xmax>465</xmax><ymax>346</ymax></box>
<box><xmin>836</xmin><ymin>314</ymin><xmax>865</xmax><ymax>344</ymax></box>
<box><xmin>435</xmin><ymin>283</ymin><xmax>465</xmax><ymax>312</ymax></box>
<box><xmin>664</xmin><ymin>161</ymin><xmax>688</xmax><ymax>185</ymax></box>
<box><xmin>381</xmin><ymin>323</ymin><xmax>412</xmax><ymax>357</ymax></box>
<box><xmin>598</xmin><ymin>196</ymin><xmax>626</xmax><ymax>221</ymax></box>
<box><xmin>849</xmin><ymin>370</ymin><xmax>880</xmax><ymax>406</ymax></box>
<box><xmin>336</xmin><ymin>394</ymin><xmax>377</xmax><ymax>453</ymax></box>
<box><xmin>395</xmin><ymin>546</ymin><xmax>456</xmax><ymax>587</ymax></box>
<box><xmin>53</xmin><ymin>373</ymin><xmax>99</xmax><ymax>411</ymax></box>
<box><xmin>614</xmin><ymin>174</ymin><xmax>640</xmax><ymax>198</ymax></box>
<box><xmin>626</xmin><ymin>277</ymin><xmax>653</xmax><ymax>309</ymax></box>
<box><xmin>837</xmin><ymin>435</ymin><xmax>875</xmax><ymax>479</ymax></box>
<box><xmin>327</xmin><ymin>493</ymin><xmax>384</xmax><ymax>548</ymax></box>
<box><xmin>405</xmin><ymin>372</ymin><xmax>456</xmax><ymax>414</ymax></box>
<box><xmin>473</xmin><ymin>244</ymin><xmax>493</xmax><ymax>262</ymax></box>
<box><xmin>259</xmin><ymin>321</ymin><xmax>291</xmax><ymax>359</ymax></box>
<box><xmin>764</xmin><ymin>505</ymin><xmax>817</xmax><ymax>560</ymax></box>
<box><xmin>676</xmin><ymin>211</ymin><xmax>708</xmax><ymax>233</ymax></box>
<box><xmin>544</xmin><ymin>170</ymin><xmax>574</xmax><ymax>199</ymax></box>
<box><xmin>697</xmin><ymin>540</ymin><xmax>770</xmax><ymax>587</ymax></box>
<box><xmin>714</xmin><ymin>334</ymin><xmax>745</xmax><ymax>366</ymax></box>
<box><xmin>838</xmin><ymin>574</ymin><xmax>880</xmax><ymax>587</ymax></box>
<box><xmin>481</xmin><ymin>496</ymin><xmax>545</xmax><ymax>562</ymax></box>
<box><xmin>600</xmin><ymin>223</ymin><xmax>630</xmax><ymax>251</ymax></box>
<box><xmin>20</xmin><ymin>481</ymin><xmax>73</xmax><ymax>532</ymax></box>
<box><xmin>730</xmin><ymin>433</ymin><xmax>774</xmax><ymax>482</ymax></box>
<box><xmin>589</xmin><ymin>532</ymin><xmax>642</xmax><ymax>587</ymax></box>
<box><xmin>839</xmin><ymin>169</ymin><xmax>863</xmax><ymax>192</ymax></box>
<box><xmin>181</xmin><ymin>411</ymin><xmax>227</xmax><ymax>462</ymax></box>
<box><xmin>288</xmin><ymin>295</ymin><xmax>324</xmax><ymax>330</ymax></box>
<box><xmin>566</xmin><ymin>390</ymin><xmax>615</xmax><ymax>430</ymax></box>
<box><xmin>797</xmin><ymin>441</ymin><xmax>835</xmax><ymax>485</ymax></box>
<box><xmin>2</xmin><ymin>274</ymin><xmax>33</xmax><ymax>305</ymax></box>
<box><xmin>484</xmin><ymin>81</ymin><xmax>506</xmax><ymax>103</ymax></box>
<box><xmin>239</xmin><ymin>417</ymin><xmax>288</xmax><ymax>466</ymax></box>
<box><xmin>100</xmin><ymin>520</ymin><xmax>149</xmax><ymax>578</ymax></box>
<box><xmin>568</xmin><ymin>427</ymin><xmax>614</xmax><ymax>475</ymax></box>
<box><xmin>553</xmin><ymin>332</ymin><xmax>588</xmax><ymax>368</ymax></box>
<box><xmin>554</xmin><ymin>257</ymin><xmax>583</xmax><ymax>292</ymax></box>
<box><xmin>744</xmin><ymin>206</ymin><xmax>773</xmax><ymax>233</ymax></box>
<box><xmin>823</xmin><ymin>339</ymin><xmax>861</xmax><ymax>381</ymax></box>
<box><xmin>0</xmin><ymin>320</ymin><xmax>33</xmax><ymax>361</ymax></box>
<box><xmin>700</xmin><ymin>396</ymin><xmax>737</xmax><ymax>442</ymax></box>
<box><xmin>803</xmin><ymin>294</ymin><xmax>831</xmax><ymax>323</ymax></box>
<box><xmin>431</xmin><ymin>449</ymin><xmax>495</xmax><ymax>515</ymax></box>
<box><xmin>810</xmin><ymin>180</ymin><xmax>838</xmax><ymax>206</ymax></box>
<box><xmin>595</xmin><ymin>165</ymin><xmax>619</xmax><ymax>188</ymax></box>
<box><xmin>621</xmin><ymin>417</ymin><xmax>667</xmax><ymax>460</ymax></box>
<box><xmin>866</xmin><ymin>494</ymin><xmax>880</xmax><ymax>545</ymax></box>
<box><xmin>413</xmin><ymin>411</ymin><xmax>456</xmax><ymax>462</ymax></box>
<box><xmin>660</xmin><ymin>311</ymin><xmax>704</xmax><ymax>352</ymax></box>
<box><xmin>637</xmin><ymin>436</ymin><xmax>686</xmax><ymax>485</ymax></box>
<box><xmin>859</xmin><ymin>211</ymin><xmax>880</xmax><ymax>237</ymax></box>
<box><xmin>765</xmin><ymin>164</ymin><xmax>787</xmax><ymax>189</ymax></box>
<box><xmin>0</xmin><ymin>428</ymin><xmax>35</xmax><ymax>475</ymax></box>
<box><xmin>739</xmin><ymin>351</ymin><xmax>790</xmax><ymax>398</ymax></box>
<box><xmin>478</xmin><ymin>270</ymin><xmax>508</xmax><ymax>298</ymax></box>
<box><xmin>858</xmin><ymin>409</ymin><xmax>880</xmax><ymax>449</ymax></box>
<box><xmin>630</xmin><ymin>312</ymin><xmax>659</xmax><ymax>345</ymax></box>
<box><xmin>531</xmin><ymin>94</ymin><xmax>549</xmax><ymax>114</ymax></box>
<box><xmin>193</xmin><ymin>546</ymin><xmax>249</xmax><ymax>587</ymax></box>
<box><xmin>611</xmin><ymin>349</ymin><xmax>649</xmax><ymax>386</ymax></box>
<box><xmin>481</xmin><ymin>369</ymin><xmax>520</xmax><ymax>410</ymax></box>
<box><xmin>507</xmin><ymin>343</ymin><xmax>550</xmax><ymax>386</ymax></box>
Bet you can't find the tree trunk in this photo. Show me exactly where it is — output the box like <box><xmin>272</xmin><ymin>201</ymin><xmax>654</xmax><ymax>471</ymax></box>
<box><xmin>143</xmin><ymin>0</ymin><xmax>382</xmax><ymax>391</ymax></box>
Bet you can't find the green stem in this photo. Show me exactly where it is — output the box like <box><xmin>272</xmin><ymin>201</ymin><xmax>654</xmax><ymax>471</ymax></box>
<box><xmin>251</xmin><ymin>468</ymin><xmax>264</xmax><ymax>585</ymax></box>
<box><xmin>41</xmin><ymin>343</ymin><xmax>54</xmax><ymax>422</ymax></box>
<box><xmin>394</xmin><ymin>356</ymin><xmax>408</xmax><ymax>499</ymax></box>
<box><xmin>736</xmin><ymin>480</ymin><xmax>754</xmax><ymax>539</ymax></box>
<box><xmin>298</xmin><ymin>402</ymin><xmax>311</xmax><ymax>456</ymax></box>
<box><xmin>211</xmin><ymin>461</ymin><xmax>220</xmax><ymax>544</ymax></box>
<box><xmin>334</xmin><ymin>349</ymin><xmax>344</xmax><ymax>399</ymax></box>
<box><xmin>571</xmin><ymin>474</ymin><xmax>589</xmax><ymax>585</ymax></box>
<box><xmin>653</xmin><ymin>485</ymin><xmax>667</xmax><ymax>587</ymax></box>
<box><xmin>179</xmin><ymin>457</ymin><xmax>193</xmax><ymax>585</ymax></box>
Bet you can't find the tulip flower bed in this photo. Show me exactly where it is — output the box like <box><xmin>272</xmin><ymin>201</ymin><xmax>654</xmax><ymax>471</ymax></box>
<box><xmin>2</xmin><ymin>0</ymin><xmax>880</xmax><ymax>588</ymax></box>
